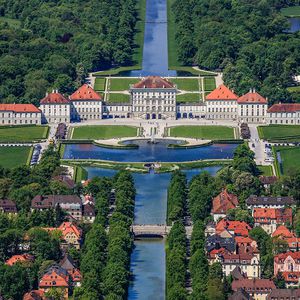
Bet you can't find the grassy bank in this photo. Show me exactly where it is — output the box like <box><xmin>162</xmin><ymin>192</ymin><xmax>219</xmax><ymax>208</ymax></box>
<box><xmin>71</xmin><ymin>125</ymin><xmax>138</xmax><ymax>140</ymax></box>
<box><xmin>281</xmin><ymin>6</ymin><xmax>300</xmax><ymax>17</ymax></box>
<box><xmin>73</xmin><ymin>165</ymin><xmax>88</xmax><ymax>183</ymax></box>
<box><xmin>0</xmin><ymin>146</ymin><xmax>33</xmax><ymax>168</ymax></box>
<box><xmin>258</xmin><ymin>165</ymin><xmax>274</xmax><ymax>176</ymax></box>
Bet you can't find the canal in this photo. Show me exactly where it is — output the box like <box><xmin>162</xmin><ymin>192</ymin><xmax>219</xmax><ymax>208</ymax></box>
<box><xmin>86</xmin><ymin>165</ymin><xmax>221</xmax><ymax>299</ymax></box>
<box><xmin>130</xmin><ymin>0</ymin><xmax>176</xmax><ymax>76</ymax></box>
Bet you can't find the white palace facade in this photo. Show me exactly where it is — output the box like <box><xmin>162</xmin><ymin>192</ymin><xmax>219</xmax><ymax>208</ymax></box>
<box><xmin>1</xmin><ymin>76</ymin><xmax>300</xmax><ymax>125</ymax></box>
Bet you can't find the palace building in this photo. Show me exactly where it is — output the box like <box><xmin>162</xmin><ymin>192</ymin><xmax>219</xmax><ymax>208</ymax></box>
<box><xmin>1</xmin><ymin>76</ymin><xmax>300</xmax><ymax>125</ymax></box>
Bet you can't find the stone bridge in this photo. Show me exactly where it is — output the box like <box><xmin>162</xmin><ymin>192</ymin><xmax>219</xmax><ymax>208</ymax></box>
<box><xmin>131</xmin><ymin>224</ymin><xmax>193</xmax><ymax>238</ymax></box>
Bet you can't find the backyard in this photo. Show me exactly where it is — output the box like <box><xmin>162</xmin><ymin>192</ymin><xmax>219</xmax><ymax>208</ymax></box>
<box><xmin>169</xmin><ymin>125</ymin><xmax>235</xmax><ymax>140</ymax></box>
<box><xmin>71</xmin><ymin>125</ymin><xmax>138</xmax><ymax>140</ymax></box>
<box><xmin>0</xmin><ymin>146</ymin><xmax>32</xmax><ymax>169</ymax></box>
<box><xmin>0</xmin><ymin>126</ymin><xmax>49</xmax><ymax>142</ymax></box>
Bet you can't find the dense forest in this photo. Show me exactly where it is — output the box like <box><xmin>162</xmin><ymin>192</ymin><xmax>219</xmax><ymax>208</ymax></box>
<box><xmin>172</xmin><ymin>0</ymin><xmax>300</xmax><ymax>104</ymax></box>
<box><xmin>0</xmin><ymin>0</ymin><xmax>138</xmax><ymax>104</ymax></box>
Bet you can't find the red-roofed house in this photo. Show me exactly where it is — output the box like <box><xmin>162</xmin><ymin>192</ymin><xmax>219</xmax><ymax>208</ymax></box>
<box><xmin>272</xmin><ymin>225</ymin><xmax>300</xmax><ymax>252</ymax></box>
<box><xmin>274</xmin><ymin>252</ymin><xmax>300</xmax><ymax>287</ymax></box>
<box><xmin>39</xmin><ymin>90</ymin><xmax>70</xmax><ymax>124</ymax></box>
<box><xmin>253</xmin><ymin>208</ymin><xmax>293</xmax><ymax>234</ymax></box>
<box><xmin>205</xmin><ymin>84</ymin><xmax>239</xmax><ymax>120</ymax></box>
<box><xmin>216</xmin><ymin>219</ymin><xmax>252</xmax><ymax>237</ymax></box>
<box><xmin>267</xmin><ymin>103</ymin><xmax>300</xmax><ymax>125</ymax></box>
<box><xmin>212</xmin><ymin>189</ymin><xmax>239</xmax><ymax>221</ymax></box>
<box><xmin>0</xmin><ymin>104</ymin><xmax>41</xmax><ymax>125</ymax></box>
<box><xmin>130</xmin><ymin>76</ymin><xmax>177</xmax><ymax>120</ymax></box>
<box><xmin>5</xmin><ymin>254</ymin><xmax>34</xmax><ymax>266</ymax></box>
<box><xmin>237</xmin><ymin>89</ymin><xmax>268</xmax><ymax>123</ymax></box>
<box><xmin>23</xmin><ymin>290</ymin><xmax>45</xmax><ymax>300</ymax></box>
<box><xmin>231</xmin><ymin>279</ymin><xmax>275</xmax><ymax>300</ymax></box>
<box><xmin>69</xmin><ymin>84</ymin><xmax>102</xmax><ymax>121</ymax></box>
<box><xmin>39</xmin><ymin>265</ymin><xmax>69</xmax><ymax>299</ymax></box>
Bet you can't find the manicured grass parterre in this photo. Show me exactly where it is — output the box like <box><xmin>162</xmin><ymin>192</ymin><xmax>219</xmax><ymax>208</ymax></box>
<box><xmin>281</xmin><ymin>6</ymin><xmax>300</xmax><ymax>17</ymax></box>
<box><xmin>204</xmin><ymin>77</ymin><xmax>216</xmax><ymax>91</ymax></box>
<box><xmin>109</xmin><ymin>78</ymin><xmax>139</xmax><ymax>91</ymax></box>
<box><xmin>170</xmin><ymin>78</ymin><xmax>200</xmax><ymax>91</ymax></box>
<box><xmin>176</xmin><ymin>93</ymin><xmax>201</xmax><ymax>103</ymax></box>
<box><xmin>258</xmin><ymin>165</ymin><xmax>273</xmax><ymax>176</ymax></box>
<box><xmin>72</xmin><ymin>125</ymin><xmax>138</xmax><ymax>140</ymax></box>
<box><xmin>274</xmin><ymin>146</ymin><xmax>300</xmax><ymax>175</ymax></box>
<box><xmin>258</xmin><ymin>125</ymin><xmax>300</xmax><ymax>142</ymax></box>
<box><xmin>94</xmin><ymin>77</ymin><xmax>106</xmax><ymax>91</ymax></box>
<box><xmin>169</xmin><ymin>125</ymin><xmax>235</xmax><ymax>140</ymax></box>
<box><xmin>0</xmin><ymin>146</ymin><xmax>32</xmax><ymax>169</ymax></box>
<box><xmin>0</xmin><ymin>125</ymin><xmax>49</xmax><ymax>142</ymax></box>
<box><xmin>107</xmin><ymin>93</ymin><xmax>130</xmax><ymax>103</ymax></box>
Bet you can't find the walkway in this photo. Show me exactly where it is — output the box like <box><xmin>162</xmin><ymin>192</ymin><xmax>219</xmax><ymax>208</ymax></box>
<box><xmin>131</xmin><ymin>224</ymin><xmax>193</xmax><ymax>237</ymax></box>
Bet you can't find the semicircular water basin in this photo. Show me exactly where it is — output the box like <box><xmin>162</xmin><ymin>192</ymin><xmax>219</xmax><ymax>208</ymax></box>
<box><xmin>63</xmin><ymin>139</ymin><xmax>238</xmax><ymax>162</ymax></box>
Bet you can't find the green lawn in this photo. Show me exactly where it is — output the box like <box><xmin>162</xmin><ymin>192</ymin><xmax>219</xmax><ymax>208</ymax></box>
<box><xmin>94</xmin><ymin>78</ymin><xmax>106</xmax><ymax>91</ymax></box>
<box><xmin>281</xmin><ymin>6</ymin><xmax>300</xmax><ymax>17</ymax></box>
<box><xmin>170</xmin><ymin>78</ymin><xmax>200</xmax><ymax>91</ymax></box>
<box><xmin>169</xmin><ymin>125</ymin><xmax>235</xmax><ymax>140</ymax></box>
<box><xmin>275</xmin><ymin>147</ymin><xmax>300</xmax><ymax>175</ymax></box>
<box><xmin>204</xmin><ymin>77</ymin><xmax>216</xmax><ymax>91</ymax></box>
<box><xmin>107</xmin><ymin>93</ymin><xmax>130</xmax><ymax>103</ymax></box>
<box><xmin>258</xmin><ymin>165</ymin><xmax>273</xmax><ymax>176</ymax></box>
<box><xmin>287</xmin><ymin>86</ymin><xmax>300</xmax><ymax>92</ymax></box>
<box><xmin>0</xmin><ymin>146</ymin><xmax>32</xmax><ymax>169</ymax></box>
<box><xmin>258</xmin><ymin>125</ymin><xmax>300</xmax><ymax>142</ymax></box>
<box><xmin>109</xmin><ymin>78</ymin><xmax>139</xmax><ymax>91</ymax></box>
<box><xmin>0</xmin><ymin>126</ymin><xmax>49</xmax><ymax>142</ymax></box>
<box><xmin>72</xmin><ymin>125</ymin><xmax>138</xmax><ymax>140</ymax></box>
<box><xmin>176</xmin><ymin>93</ymin><xmax>201</xmax><ymax>103</ymax></box>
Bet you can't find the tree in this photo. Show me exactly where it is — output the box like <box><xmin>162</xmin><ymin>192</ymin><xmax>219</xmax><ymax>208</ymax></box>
<box><xmin>273</xmin><ymin>271</ymin><xmax>286</xmax><ymax>289</ymax></box>
<box><xmin>44</xmin><ymin>288</ymin><xmax>66</xmax><ymax>300</ymax></box>
<box><xmin>206</xmin><ymin>278</ymin><xmax>225</xmax><ymax>300</ymax></box>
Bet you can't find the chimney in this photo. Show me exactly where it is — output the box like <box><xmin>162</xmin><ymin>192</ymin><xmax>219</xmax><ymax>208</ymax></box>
<box><xmin>253</xmin><ymin>88</ymin><xmax>256</xmax><ymax>93</ymax></box>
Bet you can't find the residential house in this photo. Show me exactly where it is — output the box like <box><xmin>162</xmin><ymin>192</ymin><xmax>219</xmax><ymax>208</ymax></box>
<box><xmin>23</xmin><ymin>290</ymin><xmax>44</xmax><ymax>300</ymax></box>
<box><xmin>39</xmin><ymin>265</ymin><xmax>70</xmax><ymax>299</ymax></box>
<box><xmin>31</xmin><ymin>195</ymin><xmax>82</xmax><ymax>221</ymax></box>
<box><xmin>216</xmin><ymin>219</ymin><xmax>252</xmax><ymax>237</ymax></box>
<box><xmin>0</xmin><ymin>104</ymin><xmax>41</xmax><ymax>125</ymax></box>
<box><xmin>69</xmin><ymin>84</ymin><xmax>102</xmax><ymax>121</ymax></box>
<box><xmin>229</xmin><ymin>289</ymin><xmax>254</xmax><ymax>300</ymax></box>
<box><xmin>5</xmin><ymin>254</ymin><xmax>34</xmax><ymax>266</ymax></box>
<box><xmin>52</xmin><ymin>175</ymin><xmax>76</xmax><ymax>190</ymax></box>
<box><xmin>82</xmin><ymin>202</ymin><xmax>95</xmax><ymax>223</ymax></box>
<box><xmin>246</xmin><ymin>195</ymin><xmax>295</xmax><ymax>210</ymax></box>
<box><xmin>267</xmin><ymin>289</ymin><xmax>300</xmax><ymax>300</ymax></box>
<box><xmin>267</xmin><ymin>103</ymin><xmax>300</xmax><ymax>125</ymax></box>
<box><xmin>59</xmin><ymin>254</ymin><xmax>81</xmax><ymax>287</ymax></box>
<box><xmin>235</xmin><ymin>236</ymin><xmax>259</xmax><ymax>255</ymax></box>
<box><xmin>282</xmin><ymin>272</ymin><xmax>300</xmax><ymax>287</ymax></box>
<box><xmin>211</xmin><ymin>189</ymin><xmax>239</xmax><ymax>222</ymax></box>
<box><xmin>0</xmin><ymin>199</ymin><xmax>17</xmax><ymax>214</ymax></box>
<box><xmin>205</xmin><ymin>84</ymin><xmax>238</xmax><ymax>120</ymax></box>
<box><xmin>206</xmin><ymin>233</ymin><xmax>235</xmax><ymax>254</ymax></box>
<box><xmin>259</xmin><ymin>176</ymin><xmax>278</xmax><ymax>190</ymax></box>
<box><xmin>39</xmin><ymin>91</ymin><xmax>71</xmax><ymax>124</ymax></box>
<box><xmin>237</xmin><ymin>89</ymin><xmax>268</xmax><ymax>124</ymax></box>
<box><xmin>272</xmin><ymin>225</ymin><xmax>300</xmax><ymax>252</ymax></box>
<box><xmin>231</xmin><ymin>279</ymin><xmax>275</xmax><ymax>300</ymax></box>
<box><xmin>253</xmin><ymin>208</ymin><xmax>293</xmax><ymax>234</ymax></box>
<box><xmin>216</xmin><ymin>253</ymin><xmax>260</xmax><ymax>278</ymax></box>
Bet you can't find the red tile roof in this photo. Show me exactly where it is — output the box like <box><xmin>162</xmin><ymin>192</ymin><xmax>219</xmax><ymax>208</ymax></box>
<box><xmin>232</xmin><ymin>279</ymin><xmax>275</xmax><ymax>291</ymax></box>
<box><xmin>69</xmin><ymin>84</ymin><xmax>102</xmax><ymax>101</ymax></box>
<box><xmin>5</xmin><ymin>254</ymin><xmax>34</xmax><ymax>266</ymax></box>
<box><xmin>0</xmin><ymin>104</ymin><xmax>40</xmax><ymax>113</ymax></box>
<box><xmin>39</xmin><ymin>265</ymin><xmax>69</xmax><ymax>289</ymax></box>
<box><xmin>58</xmin><ymin>222</ymin><xmax>81</xmax><ymax>239</ymax></box>
<box><xmin>206</xmin><ymin>85</ymin><xmax>238</xmax><ymax>101</ymax></box>
<box><xmin>272</xmin><ymin>225</ymin><xmax>294</xmax><ymax>239</ymax></box>
<box><xmin>282</xmin><ymin>271</ymin><xmax>300</xmax><ymax>283</ymax></box>
<box><xmin>253</xmin><ymin>208</ymin><xmax>292</xmax><ymax>224</ymax></box>
<box><xmin>216</xmin><ymin>219</ymin><xmax>251</xmax><ymax>236</ymax></box>
<box><xmin>274</xmin><ymin>251</ymin><xmax>300</xmax><ymax>263</ymax></box>
<box><xmin>133</xmin><ymin>76</ymin><xmax>174</xmax><ymax>89</ymax></box>
<box><xmin>40</xmin><ymin>92</ymin><xmax>69</xmax><ymax>104</ymax></box>
<box><xmin>212</xmin><ymin>189</ymin><xmax>238</xmax><ymax>214</ymax></box>
<box><xmin>237</xmin><ymin>90</ymin><xmax>267</xmax><ymax>104</ymax></box>
<box><xmin>23</xmin><ymin>290</ymin><xmax>44</xmax><ymax>300</ymax></box>
<box><xmin>267</xmin><ymin>103</ymin><xmax>300</xmax><ymax>113</ymax></box>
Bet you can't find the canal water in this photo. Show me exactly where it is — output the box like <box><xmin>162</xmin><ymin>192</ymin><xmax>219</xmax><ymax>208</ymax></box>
<box><xmin>288</xmin><ymin>17</ymin><xmax>300</xmax><ymax>32</ymax></box>
<box><xmin>130</xmin><ymin>0</ymin><xmax>176</xmax><ymax>76</ymax></box>
<box><xmin>86</xmin><ymin>165</ymin><xmax>221</xmax><ymax>300</ymax></box>
<box><xmin>63</xmin><ymin>141</ymin><xmax>238</xmax><ymax>162</ymax></box>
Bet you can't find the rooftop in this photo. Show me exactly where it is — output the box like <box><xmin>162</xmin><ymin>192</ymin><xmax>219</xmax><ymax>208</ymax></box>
<box><xmin>206</xmin><ymin>84</ymin><xmax>238</xmax><ymax>101</ymax></box>
<box><xmin>40</xmin><ymin>91</ymin><xmax>70</xmax><ymax>104</ymax></box>
<box><xmin>246</xmin><ymin>195</ymin><xmax>295</xmax><ymax>206</ymax></box>
<box><xmin>0</xmin><ymin>104</ymin><xmax>40</xmax><ymax>113</ymax></box>
<box><xmin>237</xmin><ymin>89</ymin><xmax>267</xmax><ymax>104</ymax></box>
<box><xmin>132</xmin><ymin>76</ymin><xmax>174</xmax><ymax>89</ymax></box>
<box><xmin>69</xmin><ymin>84</ymin><xmax>102</xmax><ymax>101</ymax></box>
<box><xmin>268</xmin><ymin>103</ymin><xmax>300</xmax><ymax>113</ymax></box>
<box><xmin>232</xmin><ymin>278</ymin><xmax>275</xmax><ymax>291</ymax></box>
<box><xmin>212</xmin><ymin>189</ymin><xmax>238</xmax><ymax>214</ymax></box>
